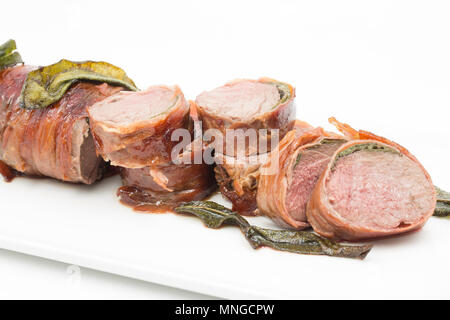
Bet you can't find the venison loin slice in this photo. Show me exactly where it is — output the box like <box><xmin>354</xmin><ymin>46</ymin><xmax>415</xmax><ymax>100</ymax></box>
<box><xmin>0</xmin><ymin>65</ymin><xmax>122</xmax><ymax>183</ymax></box>
<box><xmin>306</xmin><ymin>119</ymin><xmax>436</xmax><ymax>241</ymax></box>
<box><xmin>88</xmin><ymin>85</ymin><xmax>190</xmax><ymax>168</ymax></box>
<box><xmin>257</xmin><ymin>126</ymin><xmax>347</xmax><ymax>228</ymax></box>
<box><xmin>195</xmin><ymin>78</ymin><xmax>296</xmax><ymax>156</ymax></box>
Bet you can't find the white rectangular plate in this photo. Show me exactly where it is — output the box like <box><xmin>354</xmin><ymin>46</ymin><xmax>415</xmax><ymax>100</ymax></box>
<box><xmin>1</xmin><ymin>174</ymin><xmax>450</xmax><ymax>299</ymax></box>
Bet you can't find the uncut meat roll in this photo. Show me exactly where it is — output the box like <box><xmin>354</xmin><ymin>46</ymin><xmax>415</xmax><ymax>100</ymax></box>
<box><xmin>306</xmin><ymin>118</ymin><xmax>436</xmax><ymax>241</ymax></box>
<box><xmin>257</xmin><ymin>127</ymin><xmax>347</xmax><ymax>229</ymax></box>
<box><xmin>214</xmin><ymin>120</ymin><xmax>316</xmax><ymax>216</ymax></box>
<box><xmin>88</xmin><ymin>85</ymin><xmax>189</xmax><ymax>168</ymax></box>
<box><xmin>195</xmin><ymin>78</ymin><xmax>295</xmax><ymax>156</ymax></box>
<box><xmin>0</xmin><ymin>65</ymin><xmax>122</xmax><ymax>183</ymax></box>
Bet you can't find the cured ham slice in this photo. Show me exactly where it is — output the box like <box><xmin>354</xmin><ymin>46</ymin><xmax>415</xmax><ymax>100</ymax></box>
<box><xmin>257</xmin><ymin>126</ymin><xmax>346</xmax><ymax>228</ymax></box>
<box><xmin>0</xmin><ymin>65</ymin><xmax>121</xmax><ymax>183</ymax></box>
<box><xmin>306</xmin><ymin>119</ymin><xmax>436</xmax><ymax>240</ymax></box>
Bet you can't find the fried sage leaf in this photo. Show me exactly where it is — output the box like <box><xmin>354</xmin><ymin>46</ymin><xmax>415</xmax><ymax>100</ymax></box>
<box><xmin>175</xmin><ymin>201</ymin><xmax>372</xmax><ymax>259</ymax></box>
<box><xmin>20</xmin><ymin>59</ymin><xmax>138</xmax><ymax>109</ymax></box>
<box><xmin>434</xmin><ymin>186</ymin><xmax>450</xmax><ymax>217</ymax></box>
<box><xmin>0</xmin><ymin>39</ymin><xmax>23</xmax><ymax>70</ymax></box>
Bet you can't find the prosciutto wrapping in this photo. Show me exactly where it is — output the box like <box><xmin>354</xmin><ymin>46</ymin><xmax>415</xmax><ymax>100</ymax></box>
<box><xmin>257</xmin><ymin>125</ymin><xmax>346</xmax><ymax>228</ymax></box>
<box><xmin>0</xmin><ymin>65</ymin><xmax>122</xmax><ymax>183</ymax></box>
<box><xmin>306</xmin><ymin>119</ymin><xmax>436</xmax><ymax>240</ymax></box>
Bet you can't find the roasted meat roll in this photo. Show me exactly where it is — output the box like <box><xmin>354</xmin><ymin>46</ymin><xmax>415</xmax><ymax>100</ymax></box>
<box><xmin>257</xmin><ymin>126</ymin><xmax>346</xmax><ymax>228</ymax></box>
<box><xmin>306</xmin><ymin>119</ymin><xmax>436</xmax><ymax>240</ymax></box>
<box><xmin>0</xmin><ymin>65</ymin><xmax>122</xmax><ymax>183</ymax></box>
<box><xmin>195</xmin><ymin>78</ymin><xmax>295</xmax><ymax>156</ymax></box>
<box><xmin>88</xmin><ymin>85</ymin><xmax>190</xmax><ymax>168</ymax></box>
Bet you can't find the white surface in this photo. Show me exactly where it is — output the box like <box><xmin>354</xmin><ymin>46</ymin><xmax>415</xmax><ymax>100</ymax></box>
<box><xmin>1</xmin><ymin>0</ymin><xmax>450</xmax><ymax>299</ymax></box>
<box><xmin>0</xmin><ymin>177</ymin><xmax>450</xmax><ymax>299</ymax></box>
<box><xmin>0</xmin><ymin>248</ymin><xmax>213</xmax><ymax>299</ymax></box>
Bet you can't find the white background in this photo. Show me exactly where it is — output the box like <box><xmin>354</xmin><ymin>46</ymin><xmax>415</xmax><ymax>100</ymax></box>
<box><xmin>1</xmin><ymin>0</ymin><xmax>450</xmax><ymax>299</ymax></box>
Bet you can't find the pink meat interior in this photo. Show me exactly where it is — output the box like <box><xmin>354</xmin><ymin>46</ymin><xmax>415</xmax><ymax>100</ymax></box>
<box><xmin>196</xmin><ymin>81</ymin><xmax>280</xmax><ymax>121</ymax></box>
<box><xmin>89</xmin><ymin>86</ymin><xmax>178</xmax><ymax>125</ymax></box>
<box><xmin>326</xmin><ymin>148</ymin><xmax>434</xmax><ymax>230</ymax></box>
<box><xmin>286</xmin><ymin>139</ymin><xmax>345</xmax><ymax>223</ymax></box>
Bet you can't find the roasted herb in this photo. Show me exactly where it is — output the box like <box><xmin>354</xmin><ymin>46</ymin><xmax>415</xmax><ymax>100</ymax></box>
<box><xmin>175</xmin><ymin>201</ymin><xmax>372</xmax><ymax>259</ymax></box>
<box><xmin>0</xmin><ymin>39</ymin><xmax>23</xmax><ymax>70</ymax></box>
<box><xmin>274</xmin><ymin>81</ymin><xmax>292</xmax><ymax>106</ymax></box>
<box><xmin>293</xmin><ymin>153</ymin><xmax>302</xmax><ymax>168</ymax></box>
<box><xmin>434</xmin><ymin>186</ymin><xmax>450</xmax><ymax>217</ymax></box>
<box><xmin>20</xmin><ymin>59</ymin><xmax>138</xmax><ymax>109</ymax></box>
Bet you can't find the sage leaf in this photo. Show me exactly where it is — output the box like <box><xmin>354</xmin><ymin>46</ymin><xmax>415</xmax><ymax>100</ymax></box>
<box><xmin>20</xmin><ymin>59</ymin><xmax>138</xmax><ymax>109</ymax></box>
<box><xmin>175</xmin><ymin>201</ymin><xmax>372</xmax><ymax>259</ymax></box>
<box><xmin>434</xmin><ymin>186</ymin><xmax>450</xmax><ymax>217</ymax></box>
<box><xmin>245</xmin><ymin>227</ymin><xmax>372</xmax><ymax>259</ymax></box>
<box><xmin>174</xmin><ymin>201</ymin><xmax>250</xmax><ymax>229</ymax></box>
<box><xmin>0</xmin><ymin>39</ymin><xmax>23</xmax><ymax>70</ymax></box>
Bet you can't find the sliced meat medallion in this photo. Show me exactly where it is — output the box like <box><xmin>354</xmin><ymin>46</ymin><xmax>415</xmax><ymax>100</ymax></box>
<box><xmin>88</xmin><ymin>85</ymin><xmax>189</xmax><ymax>168</ymax></box>
<box><xmin>307</xmin><ymin>139</ymin><xmax>436</xmax><ymax>241</ymax></box>
<box><xmin>257</xmin><ymin>127</ymin><xmax>347</xmax><ymax>229</ymax></box>
<box><xmin>0</xmin><ymin>65</ymin><xmax>122</xmax><ymax>183</ymax></box>
<box><xmin>195</xmin><ymin>78</ymin><xmax>295</xmax><ymax>156</ymax></box>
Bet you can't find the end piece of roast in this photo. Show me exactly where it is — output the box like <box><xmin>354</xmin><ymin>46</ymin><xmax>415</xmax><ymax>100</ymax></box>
<box><xmin>0</xmin><ymin>65</ymin><xmax>122</xmax><ymax>184</ymax></box>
